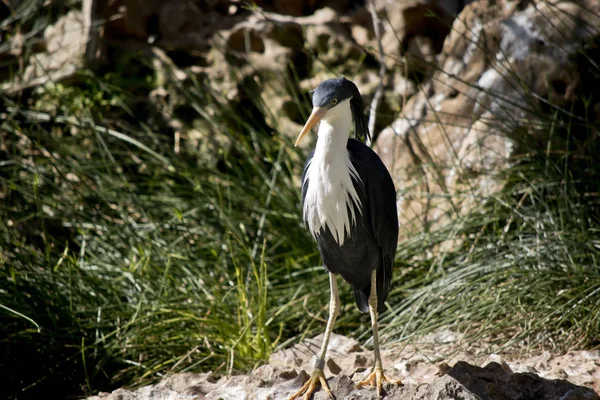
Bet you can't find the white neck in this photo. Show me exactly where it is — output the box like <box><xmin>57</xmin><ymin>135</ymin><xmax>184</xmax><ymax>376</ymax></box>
<box><xmin>314</xmin><ymin>100</ymin><xmax>353</xmax><ymax>160</ymax></box>
<box><xmin>303</xmin><ymin>100</ymin><xmax>363</xmax><ymax>245</ymax></box>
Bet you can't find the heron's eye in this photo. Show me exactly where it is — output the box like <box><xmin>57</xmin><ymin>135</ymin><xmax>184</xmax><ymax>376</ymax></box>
<box><xmin>331</xmin><ymin>98</ymin><xmax>338</xmax><ymax>105</ymax></box>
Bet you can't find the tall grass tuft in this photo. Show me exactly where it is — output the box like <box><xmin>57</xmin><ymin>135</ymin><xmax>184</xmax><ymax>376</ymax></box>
<box><xmin>0</xmin><ymin>66</ymin><xmax>331</xmax><ymax>398</ymax></box>
<box><xmin>376</xmin><ymin>40</ymin><xmax>600</xmax><ymax>353</ymax></box>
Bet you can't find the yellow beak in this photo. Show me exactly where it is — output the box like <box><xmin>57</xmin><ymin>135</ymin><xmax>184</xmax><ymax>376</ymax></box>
<box><xmin>294</xmin><ymin>107</ymin><xmax>327</xmax><ymax>147</ymax></box>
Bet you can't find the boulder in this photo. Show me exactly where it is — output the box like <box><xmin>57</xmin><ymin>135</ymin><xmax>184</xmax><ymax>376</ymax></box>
<box><xmin>2</xmin><ymin>10</ymin><xmax>87</xmax><ymax>92</ymax></box>
<box><xmin>374</xmin><ymin>0</ymin><xmax>600</xmax><ymax>235</ymax></box>
<box><xmin>377</xmin><ymin>0</ymin><xmax>456</xmax><ymax>77</ymax></box>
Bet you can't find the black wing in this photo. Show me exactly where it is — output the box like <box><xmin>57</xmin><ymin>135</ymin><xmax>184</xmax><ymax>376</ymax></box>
<box><xmin>348</xmin><ymin>139</ymin><xmax>398</xmax><ymax>312</ymax></box>
<box><xmin>300</xmin><ymin>151</ymin><xmax>314</xmax><ymax>210</ymax></box>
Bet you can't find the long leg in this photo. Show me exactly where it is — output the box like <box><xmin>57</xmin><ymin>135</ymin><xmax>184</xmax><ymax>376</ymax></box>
<box><xmin>355</xmin><ymin>269</ymin><xmax>398</xmax><ymax>398</ymax></box>
<box><xmin>289</xmin><ymin>273</ymin><xmax>340</xmax><ymax>400</ymax></box>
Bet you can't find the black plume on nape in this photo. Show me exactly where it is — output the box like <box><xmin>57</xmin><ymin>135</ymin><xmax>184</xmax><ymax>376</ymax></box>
<box><xmin>349</xmin><ymin>84</ymin><xmax>370</xmax><ymax>143</ymax></box>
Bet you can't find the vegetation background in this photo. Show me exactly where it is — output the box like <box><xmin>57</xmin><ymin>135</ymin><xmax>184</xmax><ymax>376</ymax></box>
<box><xmin>1</xmin><ymin>0</ymin><xmax>599</xmax><ymax>399</ymax></box>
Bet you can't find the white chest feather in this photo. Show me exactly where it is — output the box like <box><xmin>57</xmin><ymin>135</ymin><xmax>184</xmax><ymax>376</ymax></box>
<box><xmin>302</xmin><ymin>101</ymin><xmax>363</xmax><ymax>245</ymax></box>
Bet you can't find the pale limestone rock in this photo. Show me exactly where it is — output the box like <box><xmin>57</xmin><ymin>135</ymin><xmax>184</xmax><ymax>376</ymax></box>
<box><xmin>374</xmin><ymin>0</ymin><xmax>600</xmax><ymax>235</ymax></box>
<box><xmin>3</xmin><ymin>10</ymin><xmax>87</xmax><ymax>92</ymax></box>
<box><xmin>87</xmin><ymin>333</ymin><xmax>599</xmax><ymax>400</ymax></box>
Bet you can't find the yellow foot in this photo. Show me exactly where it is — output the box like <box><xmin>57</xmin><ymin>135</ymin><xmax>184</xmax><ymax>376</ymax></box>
<box><xmin>355</xmin><ymin>368</ymin><xmax>401</xmax><ymax>399</ymax></box>
<box><xmin>289</xmin><ymin>368</ymin><xmax>333</xmax><ymax>400</ymax></box>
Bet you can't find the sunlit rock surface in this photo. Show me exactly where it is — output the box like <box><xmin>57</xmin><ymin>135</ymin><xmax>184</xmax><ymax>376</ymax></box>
<box><xmin>88</xmin><ymin>333</ymin><xmax>599</xmax><ymax>399</ymax></box>
<box><xmin>375</xmin><ymin>0</ymin><xmax>600</xmax><ymax>235</ymax></box>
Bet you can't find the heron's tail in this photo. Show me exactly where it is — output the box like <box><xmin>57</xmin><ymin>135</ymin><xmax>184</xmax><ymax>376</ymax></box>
<box><xmin>353</xmin><ymin>286</ymin><xmax>387</xmax><ymax>314</ymax></box>
<box><xmin>353</xmin><ymin>287</ymin><xmax>370</xmax><ymax>313</ymax></box>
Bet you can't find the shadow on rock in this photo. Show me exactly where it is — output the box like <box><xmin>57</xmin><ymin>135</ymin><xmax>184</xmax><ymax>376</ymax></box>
<box><xmin>445</xmin><ymin>361</ymin><xmax>599</xmax><ymax>400</ymax></box>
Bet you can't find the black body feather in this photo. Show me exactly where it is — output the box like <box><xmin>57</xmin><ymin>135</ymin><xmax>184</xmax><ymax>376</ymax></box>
<box><xmin>301</xmin><ymin>139</ymin><xmax>398</xmax><ymax>313</ymax></box>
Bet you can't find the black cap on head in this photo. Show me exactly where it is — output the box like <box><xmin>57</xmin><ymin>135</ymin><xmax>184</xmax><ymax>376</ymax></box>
<box><xmin>312</xmin><ymin>77</ymin><xmax>370</xmax><ymax>142</ymax></box>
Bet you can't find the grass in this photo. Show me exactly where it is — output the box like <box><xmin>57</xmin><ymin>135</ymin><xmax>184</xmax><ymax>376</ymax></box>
<box><xmin>1</xmin><ymin>1</ymin><xmax>600</xmax><ymax>399</ymax></box>
<box><xmin>0</xmin><ymin>67</ymin><xmax>330</xmax><ymax>397</ymax></box>
<box><xmin>379</xmin><ymin>132</ymin><xmax>600</xmax><ymax>351</ymax></box>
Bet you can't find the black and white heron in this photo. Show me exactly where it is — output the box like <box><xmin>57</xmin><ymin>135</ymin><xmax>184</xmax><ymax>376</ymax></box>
<box><xmin>290</xmin><ymin>77</ymin><xmax>399</xmax><ymax>400</ymax></box>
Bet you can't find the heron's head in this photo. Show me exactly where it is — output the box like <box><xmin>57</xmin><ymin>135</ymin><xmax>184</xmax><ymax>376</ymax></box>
<box><xmin>294</xmin><ymin>77</ymin><xmax>370</xmax><ymax>147</ymax></box>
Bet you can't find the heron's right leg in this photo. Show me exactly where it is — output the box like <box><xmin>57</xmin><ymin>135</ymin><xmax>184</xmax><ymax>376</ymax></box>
<box><xmin>355</xmin><ymin>269</ymin><xmax>401</xmax><ymax>398</ymax></box>
<box><xmin>289</xmin><ymin>272</ymin><xmax>340</xmax><ymax>400</ymax></box>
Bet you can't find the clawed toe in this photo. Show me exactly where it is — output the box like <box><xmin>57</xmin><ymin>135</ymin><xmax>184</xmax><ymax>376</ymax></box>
<box><xmin>289</xmin><ymin>368</ymin><xmax>333</xmax><ymax>400</ymax></box>
<box><xmin>355</xmin><ymin>368</ymin><xmax>401</xmax><ymax>399</ymax></box>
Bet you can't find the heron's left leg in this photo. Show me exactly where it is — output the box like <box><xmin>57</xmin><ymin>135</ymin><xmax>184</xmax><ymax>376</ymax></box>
<box><xmin>355</xmin><ymin>269</ymin><xmax>399</xmax><ymax>398</ymax></box>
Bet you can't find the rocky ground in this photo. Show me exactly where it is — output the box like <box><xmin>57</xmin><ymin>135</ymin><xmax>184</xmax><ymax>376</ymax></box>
<box><xmin>90</xmin><ymin>332</ymin><xmax>599</xmax><ymax>399</ymax></box>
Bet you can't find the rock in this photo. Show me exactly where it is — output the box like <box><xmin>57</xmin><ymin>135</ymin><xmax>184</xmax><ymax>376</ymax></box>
<box><xmin>249</xmin><ymin>0</ymin><xmax>364</xmax><ymax>17</ymax></box>
<box><xmin>156</xmin><ymin>372</ymin><xmax>219</xmax><ymax>395</ymax></box>
<box><xmin>2</xmin><ymin>10</ymin><xmax>87</xmax><ymax>93</ymax></box>
<box><xmin>1</xmin><ymin>0</ymin><xmax>460</xmax><ymax>160</ymax></box>
<box><xmin>157</xmin><ymin>0</ymin><xmax>227</xmax><ymax>53</ymax></box>
<box><xmin>304</xmin><ymin>8</ymin><xmax>364</xmax><ymax>68</ymax></box>
<box><xmin>445</xmin><ymin>361</ymin><xmax>599</xmax><ymax>400</ymax></box>
<box><xmin>89</xmin><ymin>0</ymin><xmax>239</xmax><ymax>60</ymax></box>
<box><xmin>88</xmin><ymin>334</ymin><xmax>600</xmax><ymax>400</ymax></box>
<box><xmin>374</xmin><ymin>0</ymin><xmax>600</xmax><ymax>235</ymax></box>
<box><xmin>378</xmin><ymin>0</ymin><xmax>455</xmax><ymax>76</ymax></box>
<box><xmin>269</xmin><ymin>332</ymin><xmax>370</xmax><ymax>374</ymax></box>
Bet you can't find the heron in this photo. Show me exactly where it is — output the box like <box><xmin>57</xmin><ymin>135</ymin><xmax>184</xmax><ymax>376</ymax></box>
<box><xmin>289</xmin><ymin>77</ymin><xmax>399</xmax><ymax>400</ymax></box>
